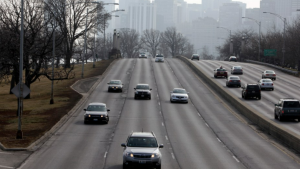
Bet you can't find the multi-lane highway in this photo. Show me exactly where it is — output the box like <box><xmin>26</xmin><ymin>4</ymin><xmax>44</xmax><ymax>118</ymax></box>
<box><xmin>18</xmin><ymin>58</ymin><xmax>300</xmax><ymax>169</ymax></box>
<box><xmin>194</xmin><ymin>60</ymin><xmax>300</xmax><ymax>135</ymax></box>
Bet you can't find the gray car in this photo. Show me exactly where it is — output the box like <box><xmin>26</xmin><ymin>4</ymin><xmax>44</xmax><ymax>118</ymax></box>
<box><xmin>170</xmin><ymin>88</ymin><xmax>189</xmax><ymax>103</ymax></box>
<box><xmin>121</xmin><ymin>132</ymin><xmax>163</xmax><ymax>169</ymax></box>
<box><xmin>107</xmin><ymin>80</ymin><xmax>123</xmax><ymax>92</ymax></box>
<box><xmin>83</xmin><ymin>103</ymin><xmax>110</xmax><ymax>124</ymax></box>
<box><xmin>226</xmin><ymin>76</ymin><xmax>241</xmax><ymax>87</ymax></box>
<box><xmin>231</xmin><ymin>66</ymin><xmax>243</xmax><ymax>74</ymax></box>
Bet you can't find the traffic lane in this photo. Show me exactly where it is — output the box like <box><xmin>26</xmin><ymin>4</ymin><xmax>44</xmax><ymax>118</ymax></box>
<box><xmin>104</xmin><ymin>59</ymin><xmax>179</xmax><ymax>169</ymax></box>
<box><xmin>153</xmin><ymin>59</ymin><xmax>245</xmax><ymax>169</ymax></box>
<box><xmin>19</xmin><ymin>59</ymin><xmax>133</xmax><ymax>169</ymax></box>
<box><xmin>197</xmin><ymin>60</ymin><xmax>300</xmax><ymax>134</ymax></box>
<box><xmin>168</xmin><ymin>59</ymin><xmax>300</xmax><ymax>169</ymax></box>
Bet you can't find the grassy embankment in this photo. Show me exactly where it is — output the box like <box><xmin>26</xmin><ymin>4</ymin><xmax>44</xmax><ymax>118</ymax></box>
<box><xmin>0</xmin><ymin>60</ymin><xmax>113</xmax><ymax>148</ymax></box>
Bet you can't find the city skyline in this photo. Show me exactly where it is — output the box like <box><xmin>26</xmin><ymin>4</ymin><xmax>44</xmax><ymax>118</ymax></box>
<box><xmin>186</xmin><ymin>0</ymin><xmax>260</xmax><ymax>8</ymax></box>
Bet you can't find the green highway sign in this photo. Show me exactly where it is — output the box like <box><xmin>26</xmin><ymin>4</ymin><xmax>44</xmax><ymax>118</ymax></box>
<box><xmin>264</xmin><ymin>49</ymin><xmax>277</xmax><ymax>56</ymax></box>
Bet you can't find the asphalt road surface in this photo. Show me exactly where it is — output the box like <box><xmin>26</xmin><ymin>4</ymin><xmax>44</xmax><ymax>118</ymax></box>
<box><xmin>193</xmin><ymin>60</ymin><xmax>300</xmax><ymax>135</ymax></box>
<box><xmin>17</xmin><ymin>58</ymin><xmax>300</xmax><ymax>169</ymax></box>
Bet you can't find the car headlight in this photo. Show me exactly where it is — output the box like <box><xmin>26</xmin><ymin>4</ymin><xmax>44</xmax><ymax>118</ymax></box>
<box><xmin>126</xmin><ymin>153</ymin><xmax>134</xmax><ymax>157</ymax></box>
<box><xmin>135</xmin><ymin>91</ymin><xmax>138</xmax><ymax>94</ymax></box>
<box><xmin>151</xmin><ymin>153</ymin><xmax>160</xmax><ymax>158</ymax></box>
<box><xmin>85</xmin><ymin>114</ymin><xmax>91</xmax><ymax>117</ymax></box>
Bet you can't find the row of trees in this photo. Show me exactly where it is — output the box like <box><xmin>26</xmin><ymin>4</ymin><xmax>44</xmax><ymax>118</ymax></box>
<box><xmin>217</xmin><ymin>17</ymin><xmax>300</xmax><ymax>68</ymax></box>
<box><xmin>0</xmin><ymin>0</ymin><xmax>109</xmax><ymax>98</ymax></box>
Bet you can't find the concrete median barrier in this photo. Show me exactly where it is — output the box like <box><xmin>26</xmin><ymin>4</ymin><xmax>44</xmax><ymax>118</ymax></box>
<box><xmin>178</xmin><ymin>56</ymin><xmax>300</xmax><ymax>153</ymax></box>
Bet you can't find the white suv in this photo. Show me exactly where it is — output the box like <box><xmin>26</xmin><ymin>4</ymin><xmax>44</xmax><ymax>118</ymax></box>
<box><xmin>155</xmin><ymin>55</ymin><xmax>164</xmax><ymax>62</ymax></box>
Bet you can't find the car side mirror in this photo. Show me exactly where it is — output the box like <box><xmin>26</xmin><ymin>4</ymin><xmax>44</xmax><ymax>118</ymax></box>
<box><xmin>159</xmin><ymin>144</ymin><xmax>164</xmax><ymax>148</ymax></box>
<box><xmin>214</xmin><ymin>69</ymin><xmax>216</xmax><ymax>71</ymax></box>
<box><xmin>275</xmin><ymin>104</ymin><xmax>278</xmax><ymax>106</ymax></box>
<box><xmin>150</xmin><ymin>89</ymin><xmax>152</xmax><ymax>90</ymax></box>
<box><xmin>134</xmin><ymin>88</ymin><xmax>136</xmax><ymax>90</ymax></box>
<box><xmin>107</xmin><ymin>109</ymin><xmax>110</xmax><ymax>112</ymax></box>
<box><xmin>121</xmin><ymin>143</ymin><xmax>126</xmax><ymax>147</ymax></box>
<box><xmin>84</xmin><ymin>109</ymin><xmax>87</xmax><ymax>111</ymax></box>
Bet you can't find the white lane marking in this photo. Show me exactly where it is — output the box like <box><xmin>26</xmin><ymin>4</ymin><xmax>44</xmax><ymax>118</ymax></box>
<box><xmin>159</xmin><ymin>111</ymin><xmax>161</xmax><ymax>115</ymax></box>
<box><xmin>157</xmin><ymin>94</ymin><xmax>159</xmax><ymax>97</ymax></box>
<box><xmin>0</xmin><ymin>152</ymin><xmax>11</xmax><ymax>155</ymax></box>
<box><xmin>0</xmin><ymin>165</ymin><xmax>14</xmax><ymax>169</ymax></box>
<box><xmin>171</xmin><ymin>153</ymin><xmax>175</xmax><ymax>159</ymax></box>
<box><xmin>162</xmin><ymin>122</ymin><xmax>164</xmax><ymax>127</ymax></box>
<box><xmin>104</xmin><ymin>151</ymin><xmax>107</xmax><ymax>158</ymax></box>
<box><xmin>158</xmin><ymin>102</ymin><xmax>160</xmax><ymax>105</ymax></box>
<box><xmin>217</xmin><ymin>138</ymin><xmax>221</xmax><ymax>143</ymax></box>
<box><xmin>205</xmin><ymin>123</ymin><xmax>209</xmax><ymax>127</ymax></box>
<box><xmin>165</xmin><ymin>135</ymin><xmax>168</xmax><ymax>141</ymax></box>
<box><xmin>233</xmin><ymin>156</ymin><xmax>240</xmax><ymax>162</ymax></box>
<box><xmin>197</xmin><ymin>113</ymin><xmax>201</xmax><ymax>117</ymax></box>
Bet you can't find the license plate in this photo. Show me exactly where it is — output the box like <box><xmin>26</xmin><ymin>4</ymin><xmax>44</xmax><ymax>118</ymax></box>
<box><xmin>220</xmin><ymin>72</ymin><xmax>223</xmax><ymax>74</ymax></box>
<box><xmin>93</xmin><ymin>119</ymin><xmax>98</xmax><ymax>121</ymax></box>
<box><xmin>252</xmin><ymin>91</ymin><xmax>255</xmax><ymax>93</ymax></box>
<box><xmin>289</xmin><ymin>110</ymin><xmax>295</xmax><ymax>112</ymax></box>
<box><xmin>139</xmin><ymin>160</ymin><xmax>146</xmax><ymax>164</ymax></box>
<box><xmin>141</xmin><ymin>95</ymin><xmax>144</xmax><ymax>97</ymax></box>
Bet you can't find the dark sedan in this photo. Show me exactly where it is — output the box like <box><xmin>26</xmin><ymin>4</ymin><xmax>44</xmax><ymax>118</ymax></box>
<box><xmin>108</xmin><ymin>80</ymin><xmax>123</xmax><ymax>92</ymax></box>
<box><xmin>134</xmin><ymin>84</ymin><xmax>152</xmax><ymax>100</ymax></box>
<box><xmin>226</xmin><ymin>76</ymin><xmax>241</xmax><ymax>87</ymax></box>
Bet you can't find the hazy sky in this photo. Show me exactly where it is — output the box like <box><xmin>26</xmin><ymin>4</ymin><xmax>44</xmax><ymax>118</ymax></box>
<box><xmin>186</xmin><ymin>0</ymin><xmax>260</xmax><ymax>9</ymax></box>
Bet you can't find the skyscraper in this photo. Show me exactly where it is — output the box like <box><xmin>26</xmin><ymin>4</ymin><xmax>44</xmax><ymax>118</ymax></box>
<box><xmin>154</xmin><ymin>0</ymin><xmax>178</xmax><ymax>31</ymax></box>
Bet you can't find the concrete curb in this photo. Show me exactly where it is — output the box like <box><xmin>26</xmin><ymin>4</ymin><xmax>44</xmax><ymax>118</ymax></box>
<box><xmin>0</xmin><ymin>59</ymin><xmax>118</xmax><ymax>151</ymax></box>
<box><xmin>178</xmin><ymin>56</ymin><xmax>300</xmax><ymax>153</ymax></box>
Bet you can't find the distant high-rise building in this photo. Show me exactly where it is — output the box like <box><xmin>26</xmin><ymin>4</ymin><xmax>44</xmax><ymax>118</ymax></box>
<box><xmin>187</xmin><ymin>3</ymin><xmax>203</xmax><ymax>22</ymax></box>
<box><xmin>127</xmin><ymin>0</ymin><xmax>156</xmax><ymax>34</ymax></box>
<box><xmin>260</xmin><ymin>0</ymin><xmax>276</xmax><ymax>33</ymax></box>
<box><xmin>219</xmin><ymin>3</ymin><xmax>242</xmax><ymax>31</ymax></box>
<box><xmin>243</xmin><ymin>8</ymin><xmax>260</xmax><ymax>30</ymax></box>
<box><xmin>154</xmin><ymin>0</ymin><xmax>178</xmax><ymax>31</ymax></box>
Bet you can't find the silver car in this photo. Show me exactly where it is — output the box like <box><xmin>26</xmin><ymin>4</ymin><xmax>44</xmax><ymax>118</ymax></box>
<box><xmin>226</xmin><ymin>76</ymin><xmax>241</xmax><ymax>87</ymax></box>
<box><xmin>231</xmin><ymin>66</ymin><xmax>243</xmax><ymax>74</ymax></box>
<box><xmin>170</xmin><ymin>88</ymin><xmax>189</xmax><ymax>103</ymax></box>
<box><xmin>121</xmin><ymin>132</ymin><xmax>163</xmax><ymax>169</ymax></box>
<box><xmin>155</xmin><ymin>55</ymin><xmax>164</xmax><ymax>62</ymax></box>
<box><xmin>258</xmin><ymin>79</ymin><xmax>274</xmax><ymax>90</ymax></box>
<box><xmin>107</xmin><ymin>80</ymin><xmax>123</xmax><ymax>92</ymax></box>
<box><xmin>83</xmin><ymin>103</ymin><xmax>110</xmax><ymax>124</ymax></box>
<box><xmin>262</xmin><ymin>70</ymin><xmax>276</xmax><ymax>80</ymax></box>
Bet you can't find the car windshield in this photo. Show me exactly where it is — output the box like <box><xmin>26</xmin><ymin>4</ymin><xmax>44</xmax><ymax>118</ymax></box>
<box><xmin>173</xmin><ymin>89</ymin><xmax>187</xmax><ymax>94</ymax></box>
<box><xmin>283</xmin><ymin>101</ymin><xmax>300</xmax><ymax>108</ymax></box>
<box><xmin>136</xmin><ymin>85</ymin><xmax>149</xmax><ymax>90</ymax></box>
<box><xmin>262</xmin><ymin>79</ymin><xmax>272</xmax><ymax>82</ymax></box>
<box><xmin>87</xmin><ymin>105</ymin><xmax>106</xmax><ymax>111</ymax></box>
<box><xmin>156</xmin><ymin>55</ymin><xmax>163</xmax><ymax>58</ymax></box>
<box><xmin>234</xmin><ymin>67</ymin><xmax>242</xmax><ymax>69</ymax></box>
<box><xmin>266</xmin><ymin>71</ymin><xmax>275</xmax><ymax>74</ymax></box>
<box><xmin>230</xmin><ymin>77</ymin><xmax>239</xmax><ymax>80</ymax></box>
<box><xmin>217</xmin><ymin>69</ymin><xmax>226</xmax><ymax>71</ymax></box>
<box><xmin>127</xmin><ymin>137</ymin><xmax>158</xmax><ymax>147</ymax></box>
<box><xmin>109</xmin><ymin>81</ymin><xmax>121</xmax><ymax>85</ymax></box>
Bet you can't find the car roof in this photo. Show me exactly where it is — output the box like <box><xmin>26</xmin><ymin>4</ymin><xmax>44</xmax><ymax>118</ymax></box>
<box><xmin>173</xmin><ymin>88</ymin><xmax>185</xmax><ymax>90</ymax></box>
<box><xmin>88</xmin><ymin>102</ymin><xmax>106</xmax><ymax>106</ymax></box>
<box><xmin>246</xmin><ymin>84</ymin><xmax>259</xmax><ymax>86</ymax></box>
<box><xmin>192</xmin><ymin>54</ymin><xmax>199</xmax><ymax>56</ymax></box>
<box><xmin>229</xmin><ymin>76</ymin><xmax>239</xmax><ymax>78</ymax></box>
<box><xmin>110</xmin><ymin>80</ymin><xmax>121</xmax><ymax>82</ymax></box>
<box><xmin>137</xmin><ymin>83</ymin><xmax>149</xmax><ymax>86</ymax></box>
<box><xmin>280</xmin><ymin>98</ymin><xmax>299</xmax><ymax>101</ymax></box>
<box><xmin>131</xmin><ymin>132</ymin><xmax>155</xmax><ymax>137</ymax></box>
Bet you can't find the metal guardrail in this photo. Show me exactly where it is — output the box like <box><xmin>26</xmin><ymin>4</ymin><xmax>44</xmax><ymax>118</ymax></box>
<box><xmin>246</xmin><ymin>60</ymin><xmax>299</xmax><ymax>76</ymax></box>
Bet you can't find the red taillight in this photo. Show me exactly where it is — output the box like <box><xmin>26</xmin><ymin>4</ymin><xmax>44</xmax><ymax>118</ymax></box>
<box><xmin>229</xmin><ymin>80</ymin><xmax>233</xmax><ymax>82</ymax></box>
<box><xmin>273</xmin><ymin>74</ymin><xmax>276</xmax><ymax>76</ymax></box>
<box><xmin>272</xmin><ymin>83</ymin><xmax>273</xmax><ymax>86</ymax></box>
<box><xmin>238</xmin><ymin>80</ymin><xmax>240</xmax><ymax>82</ymax></box>
<box><xmin>262</xmin><ymin>83</ymin><xmax>264</xmax><ymax>85</ymax></box>
<box><xmin>281</xmin><ymin>110</ymin><xmax>284</xmax><ymax>114</ymax></box>
<box><xmin>266</xmin><ymin>74</ymin><xmax>269</xmax><ymax>76</ymax></box>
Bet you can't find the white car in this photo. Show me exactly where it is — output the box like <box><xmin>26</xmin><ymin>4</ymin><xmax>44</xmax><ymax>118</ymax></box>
<box><xmin>83</xmin><ymin>102</ymin><xmax>110</xmax><ymax>124</ymax></box>
<box><xmin>139</xmin><ymin>53</ymin><xmax>147</xmax><ymax>58</ymax></box>
<box><xmin>170</xmin><ymin>88</ymin><xmax>189</xmax><ymax>103</ymax></box>
<box><xmin>155</xmin><ymin>55</ymin><xmax>164</xmax><ymax>62</ymax></box>
<box><xmin>262</xmin><ymin>70</ymin><xmax>276</xmax><ymax>80</ymax></box>
<box><xmin>258</xmin><ymin>79</ymin><xmax>274</xmax><ymax>90</ymax></box>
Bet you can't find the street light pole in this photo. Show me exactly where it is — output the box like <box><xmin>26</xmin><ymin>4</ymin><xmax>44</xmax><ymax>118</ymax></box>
<box><xmin>217</xmin><ymin>26</ymin><xmax>232</xmax><ymax>55</ymax></box>
<box><xmin>263</xmin><ymin>12</ymin><xmax>286</xmax><ymax>67</ymax></box>
<box><xmin>242</xmin><ymin>17</ymin><xmax>261</xmax><ymax>62</ymax></box>
<box><xmin>17</xmin><ymin>0</ymin><xmax>25</xmax><ymax>139</ymax></box>
<box><xmin>82</xmin><ymin>8</ymin><xmax>88</xmax><ymax>78</ymax></box>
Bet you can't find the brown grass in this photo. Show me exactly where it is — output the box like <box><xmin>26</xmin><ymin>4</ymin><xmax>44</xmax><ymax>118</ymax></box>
<box><xmin>0</xmin><ymin>59</ymin><xmax>114</xmax><ymax>148</ymax></box>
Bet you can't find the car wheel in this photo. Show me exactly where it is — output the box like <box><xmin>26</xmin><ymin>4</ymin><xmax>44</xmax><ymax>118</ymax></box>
<box><xmin>134</xmin><ymin>96</ymin><xmax>137</xmax><ymax>100</ymax></box>
<box><xmin>120</xmin><ymin>89</ymin><xmax>123</xmax><ymax>92</ymax></box>
<box><xmin>214</xmin><ymin>75</ymin><xmax>217</xmax><ymax>78</ymax></box>
<box><xmin>258</xmin><ymin>96</ymin><xmax>261</xmax><ymax>100</ymax></box>
<box><xmin>108</xmin><ymin>89</ymin><xmax>110</xmax><ymax>92</ymax></box>
<box><xmin>274</xmin><ymin>111</ymin><xmax>278</xmax><ymax>119</ymax></box>
<box><xmin>279</xmin><ymin>115</ymin><xmax>284</xmax><ymax>121</ymax></box>
<box><xmin>149</xmin><ymin>96</ymin><xmax>151</xmax><ymax>100</ymax></box>
<box><xmin>84</xmin><ymin>120</ymin><xmax>87</xmax><ymax>124</ymax></box>
<box><xmin>123</xmin><ymin>163</ymin><xmax>128</xmax><ymax>169</ymax></box>
<box><xmin>170</xmin><ymin>99</ymin><xmax>173</xmax><ymax>103</ymax></box>
<box><xmin>156</xmin><ymin>165</ymin><xmax>161</xmax><ymax>169</ymax></box>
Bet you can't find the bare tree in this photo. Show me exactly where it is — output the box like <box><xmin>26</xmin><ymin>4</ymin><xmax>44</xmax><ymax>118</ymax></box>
<box><xmin>141</xmin><ymin>29</ymin><xmax>161</xmax><ymax>58</ymax></box>
<box><xmin>119</xmin><ymin>28</ymin><xmax>142</xmax><ymax>58</ymax></box>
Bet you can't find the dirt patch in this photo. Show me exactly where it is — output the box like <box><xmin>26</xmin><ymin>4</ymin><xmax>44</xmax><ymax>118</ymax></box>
<box><xmin>0</xmin><ymin>59</ymin><xmax>114</xmax><ymax>148</ymax></box>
